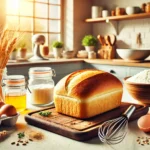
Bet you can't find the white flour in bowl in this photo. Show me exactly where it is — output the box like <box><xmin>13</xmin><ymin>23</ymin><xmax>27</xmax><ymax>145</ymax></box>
<box><xmin>127</xmin><ymin>69</ymin><xmax>150</xmax><ymax>84</ymax></box>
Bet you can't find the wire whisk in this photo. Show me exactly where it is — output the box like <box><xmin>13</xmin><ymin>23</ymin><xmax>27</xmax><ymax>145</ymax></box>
<box><xmin>98</xmin><ymin>105</ymin><xmax>136</xmax><ymax>145</ymax></box>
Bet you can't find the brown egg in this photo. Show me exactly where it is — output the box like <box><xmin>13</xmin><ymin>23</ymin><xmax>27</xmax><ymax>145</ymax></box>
<box><xmin>137</xmin><ymin>114</ymin><xmax>150</xmax><ymax>132</ymax></box>
<box><xmin>0</xmin><ymin>101</ymin><xmax>5</xmax><ymax>108</ymax></box>
<box><xmin>0</xmin><ymin>104</ymin><xmax>17</xmax><ymax>117</ymax></box>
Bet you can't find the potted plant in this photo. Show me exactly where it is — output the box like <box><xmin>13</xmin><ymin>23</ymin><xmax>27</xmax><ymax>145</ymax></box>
<box><xmin>18</xmin><ymin>42</ymin><xmax>27</xmax><ymax>59</ymax></box>
<box><xmin>9</xmin><ymin>48</ymin><xmax>18</xmax><ymax>60</ymax></box>
<box><xmin>52</xmin><ymin>41</ymin><xmax>63</xmax><ymax>58</ymax></box>
<box><xmin>82</xmin><ymin>35</ymin><xmax>97</xmax><ymax>51</ymax></box>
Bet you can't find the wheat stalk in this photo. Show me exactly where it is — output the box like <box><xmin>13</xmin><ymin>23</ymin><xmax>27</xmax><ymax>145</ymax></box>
<box><xmin>0</xmin><ymin>26</ymin><xmax>25</xmax><ymax>102</ymax></box>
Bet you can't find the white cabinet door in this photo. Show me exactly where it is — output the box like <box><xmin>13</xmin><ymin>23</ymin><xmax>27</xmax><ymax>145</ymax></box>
<box><xmin>84</xmin><ymin>64</ymin><xmax>128</xmax><ymax>81</ymax></box>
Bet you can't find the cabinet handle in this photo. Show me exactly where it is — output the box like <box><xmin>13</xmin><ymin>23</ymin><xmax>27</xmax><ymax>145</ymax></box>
<box><xmin>110</xmin><ymin>70</ymin><xmax>116</xmax><ymax>74</ymax></box>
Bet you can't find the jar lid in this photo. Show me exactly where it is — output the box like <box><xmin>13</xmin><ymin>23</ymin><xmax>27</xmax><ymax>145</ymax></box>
<box><xmin>29</xmin><ymin>67</ymin><xmax>56</xmax><ymax>78</ymax></box>
<box><xmin>5</xmin><ymin>75</ymin><xmax>25</xmax><ymax>86</ymax></box>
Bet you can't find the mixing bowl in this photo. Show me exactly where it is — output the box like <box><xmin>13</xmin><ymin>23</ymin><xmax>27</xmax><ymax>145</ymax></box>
<box><xmin>123</xmin><ymin>76</ymin><xmax>150</xmax><ymax>104</ymax></box>
<box><xmin>116</xmin><ymin>49</ymin><xmax>150</xmax><ymax>60</ymax></box>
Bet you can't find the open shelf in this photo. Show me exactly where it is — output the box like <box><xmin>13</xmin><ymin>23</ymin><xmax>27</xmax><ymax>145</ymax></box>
<box><xmin>85</xmin><ymin>13</ymin><xmax>150</xmax><ymax>23</ymax></box>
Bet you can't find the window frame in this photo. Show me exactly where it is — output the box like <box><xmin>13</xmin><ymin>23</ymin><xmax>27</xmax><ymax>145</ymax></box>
<box><xmin>6</xmin><ymin>0</ymin><xmax>64</xmax><ymax>49</ymax></box>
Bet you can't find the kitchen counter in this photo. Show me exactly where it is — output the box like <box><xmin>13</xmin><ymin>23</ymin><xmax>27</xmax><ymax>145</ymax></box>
<box><xmin>0</xmin><ymin>90</ymin><xmax>149</xmax><ymax>150</ymax></box>
<box><xmin>7</xmin><ymin>58</ymin><xmax>150</xmax><ymax>68</ymax></box>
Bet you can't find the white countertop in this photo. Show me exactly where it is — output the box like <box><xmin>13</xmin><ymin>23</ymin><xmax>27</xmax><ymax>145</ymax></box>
<box><xmin>0</xmin><ymin>89</ymin><xmax>149</xmax><ymax>150</ymax></box>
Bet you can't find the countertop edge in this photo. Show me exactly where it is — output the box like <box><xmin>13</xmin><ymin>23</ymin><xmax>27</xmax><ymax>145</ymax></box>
<box><xmin>6</xmin><ymin>58</ymin><xmax>150</xmax><ymax>68</ymax></box>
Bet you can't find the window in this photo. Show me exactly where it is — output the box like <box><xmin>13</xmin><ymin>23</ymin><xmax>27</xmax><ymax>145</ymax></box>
<box><xmin>6</xmin><ymin>0</ymin><xmax>63</xmax><ymax>51</ymax></box>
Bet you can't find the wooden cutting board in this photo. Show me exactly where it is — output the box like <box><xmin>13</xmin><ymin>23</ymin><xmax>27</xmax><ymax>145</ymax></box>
<box><xmin>25</xmin><ymin>102</ymin><xmax>148</xmax><ymax>141</ymax></box>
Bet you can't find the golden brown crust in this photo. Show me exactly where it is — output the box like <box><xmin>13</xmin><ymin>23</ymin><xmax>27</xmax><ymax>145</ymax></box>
<box><xmin>54</xmin><ymin>69</ymin><xmax>104</xmax><ymax>96</ymax></box>
<box><xmin>69</xmin><ymin>72</ymin><xmax>122</xmax><ymax>100</ymax></box>
<box><xmin>54</xmin><ymin>69</ymin><xmax>123</xmax><ymax>119</ymax></box>
<box><xmin>54</xmin><ymin>89</ymin><xmax>122</xmax><ymax>119</ymax></box>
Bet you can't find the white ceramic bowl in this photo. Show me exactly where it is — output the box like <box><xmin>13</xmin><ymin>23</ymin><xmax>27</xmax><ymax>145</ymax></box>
<box><xmin>126</xmin><ymin>6</ymin><xmax>141</xmax><ymax>15</ymax></box>
<box><xmin>116</xmin><ymin>49</ymin><xmax>150</xmax><ymax>60</ymax></box>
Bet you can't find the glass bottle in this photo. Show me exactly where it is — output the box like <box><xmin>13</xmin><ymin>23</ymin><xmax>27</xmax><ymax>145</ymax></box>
<box><xmin>28</xmin><ymin>67</ymin><xmax>56</xmax><ymax>106</ymax></box>
<box><xmin>4</xmin><ymin>75</ymin><xmax>26</xmax><ymax>112</ymax></box>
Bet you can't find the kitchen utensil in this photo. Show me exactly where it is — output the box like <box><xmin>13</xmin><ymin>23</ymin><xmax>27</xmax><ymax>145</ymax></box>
<box><xmin>98</xmin><ymin>105</ymin><xmax>136</xmax><ymax>145</ymax></box>
<box><xmin>25</xmin><ymin>103</ymin><xmax>148</xmax><ymax>141</ymax></box>
<box><xmin>97</xmin><ymin>35</ymin><xmax>106</xmax><ymax>46</ymax></box>
<box><xmin>109</xmin><ymin>34</ymin><xmax>116</xmax><ymax>45</ymax></box>
<box><xmin>104</xmin><ymin>35</ymin><xmax>111</xmax><ymax>46</ymax></box>
<box><xmin>29</xmin><ymin>34</ymin><xmax>48</xmax><ymax>61</ymax></box>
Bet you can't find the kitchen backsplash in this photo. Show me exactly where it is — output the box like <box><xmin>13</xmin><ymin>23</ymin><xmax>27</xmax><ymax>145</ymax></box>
<box><xmin>93</xmin><ymin>0</ymin><xmax>150</xmax><ymax>49</ymax></box>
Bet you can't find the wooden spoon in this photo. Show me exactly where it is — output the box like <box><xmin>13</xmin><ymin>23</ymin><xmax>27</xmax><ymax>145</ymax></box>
<box><xmin>104</xmin><ymin>35</ymin><xmax>111</xmax><ymax>46</ymax></box>
<box><xmin>97</xmin><ymin>35</ymin><xmax>106</xmax><ymax>46</ymax></box>
<box><xmin>108</xmin><ymin>34</ymin><xmax>116</xmax><ymax>46</ymax></box>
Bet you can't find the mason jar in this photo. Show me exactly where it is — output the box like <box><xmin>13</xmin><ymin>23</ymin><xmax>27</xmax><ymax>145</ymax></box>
<box><xmin>4</xmin><ymin>75</ymin><xmax>26</xmax><ymax>112</ymax></box>
<box><xmin>28</xmin><ymin>67</ymin><xmax>56</xmax><ymax>106</ymax></box>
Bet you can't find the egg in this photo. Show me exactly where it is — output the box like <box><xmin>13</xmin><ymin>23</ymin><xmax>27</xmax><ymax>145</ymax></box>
<box><xmin>0</xmin><ymin>104</ymin><xmax>17</xmax><ymax>117</ymax></box>
<box><xmin>0</xmin><ymin>101</ymin><xmax>5</xmax><ymax>108</ymax></box>
<box><xmin>137</xmin><ymin>114</ymin><xmax>150</xmax><ymax>132</ymax></box>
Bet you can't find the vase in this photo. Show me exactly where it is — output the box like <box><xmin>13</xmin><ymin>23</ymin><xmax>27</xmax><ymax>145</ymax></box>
<box><xmin>85</xmin><ymin>46</ymin><xmax>95</xmax><ymax>52</ymax></box>
<box><xmin>19</xmin><ymin>48</ymin><xmax>27</xmax><ymax>59</ymax></box>
<box><xmin>9</xmin><ymin>51</ymin><xmax>18</xmax><ymax>60</ymax></box>
<box><xmin>53</xmin><ymin>48</ymin><xmax>63</xmax><ymax>58</ymax></box>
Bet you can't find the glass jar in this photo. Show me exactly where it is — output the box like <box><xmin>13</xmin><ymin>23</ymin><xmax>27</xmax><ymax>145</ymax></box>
<box><xmin>0</xmin><ymin>67</ymin><xmax>7</xmax><ymax>102</ymax></box>
<box><xmin>28</xmin><ymin>67</ymin><xmax>55</xmax><ymax>106</ymax></box>
<box><xmin>4</xmin><ymin>75</ymin><xmax>26</xmax><ymax>112</ymax></box>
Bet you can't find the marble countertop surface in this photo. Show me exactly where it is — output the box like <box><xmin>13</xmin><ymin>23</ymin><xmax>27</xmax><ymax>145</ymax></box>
<box><xmin>0</xmin><ymin>89</ymin><xmax>149</xmax><ymax>150</ymax></box>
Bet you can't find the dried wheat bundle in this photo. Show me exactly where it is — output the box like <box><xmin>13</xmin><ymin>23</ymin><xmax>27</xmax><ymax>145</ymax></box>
<box><xmin>0</xmin><ymin>27</ymin><xmax>24</xmax><ymax>70</ymax></box>
<box><xmin>0</xmin><ymin>25</ymin><xmax>25</xmax><ymax>102</ymax></box>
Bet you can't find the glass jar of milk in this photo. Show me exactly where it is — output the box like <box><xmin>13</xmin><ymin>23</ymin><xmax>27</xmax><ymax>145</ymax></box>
<box><xmin>28</xmin><ymin>67</ymin><xmax>55</xmax><ymax>106</ymax></box>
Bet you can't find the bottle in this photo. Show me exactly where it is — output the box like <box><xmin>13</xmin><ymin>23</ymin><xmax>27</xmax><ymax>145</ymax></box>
<box><xmin>28</xmin><ymin>67</ymin><xmax>56</xmax><ymax>106</ymax></box>
<box><xmin>4</xmin><ymin>75</ymin><xmax>26</xmax><ymax>112</ymax></box>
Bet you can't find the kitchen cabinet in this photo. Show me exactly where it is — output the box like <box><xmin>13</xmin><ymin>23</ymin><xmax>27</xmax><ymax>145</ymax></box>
<box><xmin>7</xmin><ymin>59</ymin><xmax>150</xmax><ymax>83</ymax></box>
<box><xmin>85</xmin><ymin>12</ymin><xmax>150</xmax><ymax>23</ymax></box>
<box><xmin>84</xmin><ymin>63</ymin><xmax>148</xmax><ymax>81</ymax></box>
<box><xmin>7</xmin><ymin>60</ymin><xmax>84</xmax><ymax>84</ymax></box>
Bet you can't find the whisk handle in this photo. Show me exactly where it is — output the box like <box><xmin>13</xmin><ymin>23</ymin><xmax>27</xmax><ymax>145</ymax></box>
<box><xmin>123</xmin><ymin>105</ymin><xmax>136</xmax><ymax>119</ymax></box>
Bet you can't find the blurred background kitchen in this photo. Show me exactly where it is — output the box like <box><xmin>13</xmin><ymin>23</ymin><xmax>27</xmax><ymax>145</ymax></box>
<box><xmin>1</xmin><ymin>0</ymin><xmax>150</xmax><ymax>83</ymax></box>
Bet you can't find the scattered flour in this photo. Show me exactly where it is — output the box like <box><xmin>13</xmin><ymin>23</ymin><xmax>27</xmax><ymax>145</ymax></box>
<box><xmin>127</xmin><ymin>69</ymin><xmax>150</xmax><ymax>84</ymax></box>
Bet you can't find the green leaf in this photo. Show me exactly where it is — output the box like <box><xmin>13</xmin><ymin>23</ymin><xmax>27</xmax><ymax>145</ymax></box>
<box><xmin>17</xmin><ymin>132</ymin><xmax>25</xmax><ymax>139</ymax></box>
<box><xmin>82</xmin><ymin>35</ymin><xmax>97</xmax><ymax>46</ymax></box>
<box><xmin>39</xmin><ymin>111</ymin><xmax>52</xmax><ymax>117</ymax></box>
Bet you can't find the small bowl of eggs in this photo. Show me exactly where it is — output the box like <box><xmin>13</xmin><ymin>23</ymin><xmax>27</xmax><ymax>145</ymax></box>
<box><xmin>0</xmin><ymin>102</ymin><xmax>19</xmax><ymax>126</ymax></box>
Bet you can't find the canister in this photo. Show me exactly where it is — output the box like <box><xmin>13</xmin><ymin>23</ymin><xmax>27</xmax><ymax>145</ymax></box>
<box><xmin>28</xmin><ymin>67</ymin><xmax>55</xmax><ymax>106</ymax></box>
<box><xmin>4</xmin><ymin>75</ymin><xmax>26</xmax><ymax>112</ymax></box>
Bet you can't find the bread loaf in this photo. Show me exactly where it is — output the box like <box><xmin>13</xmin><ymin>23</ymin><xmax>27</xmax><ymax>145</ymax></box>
<box><xmin>54</xmin><ymin>69</ymin><xmax>123</xmax><ymax>119</ymax></box>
